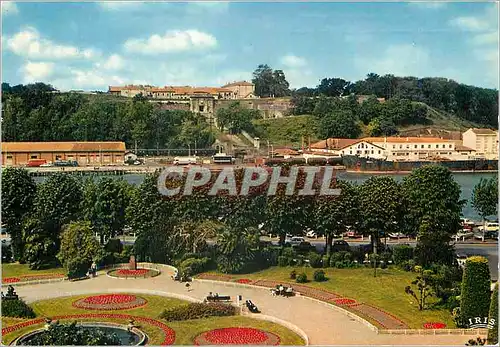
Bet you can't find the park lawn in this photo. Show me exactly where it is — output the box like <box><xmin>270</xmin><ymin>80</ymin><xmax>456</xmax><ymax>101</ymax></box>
<box><xmin>1</xmin><ymin>263</ymin><xmax>66</xmax><ymax>279</ymax></box>
<box><xmin>4</xmin><ymin>294</ymin><xmax>304</xmax><ymax>345</ymax></box>
<box><xmin>168</xmin><ymin>316</ymin><xmax>305</xmax><ymax>345</ymax></box>
<box><xmin>219</xmin><ymin>266</ymin><xmax>455</xmax><ymax>329</ymax></box>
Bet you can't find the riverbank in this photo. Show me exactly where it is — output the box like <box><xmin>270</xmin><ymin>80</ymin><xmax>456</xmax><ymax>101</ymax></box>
<box><xmin>346</xmin><ymin>169</ymin><xmax>499</xmax><ymax>174</ymax></box>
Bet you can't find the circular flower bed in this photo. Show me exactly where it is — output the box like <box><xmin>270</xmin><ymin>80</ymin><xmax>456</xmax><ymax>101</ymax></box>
<box><xmin>2</xmin><ymin>313</ymin><xmax>175</xmax><ymax>345</ymax></box>
<box><xmin>333</xmin><ymin>298</ymin><xmax>357</xmax><ymax>306</ymax></box>
<box><xmin>3</xmin><ymin>274</ymin><xmax>65</xmax><ymax>284</ymax></box>
<box><xmin>72</xmin><ymin>294</ymin><xmax>148</xmax><ymax>310</ymax></box>
<box><xmin>423</xmin><ymin>322</ymin><xmax>446</xmax><ymax>329</ymax></box>
<box><xmin>193</xmin><ymin>327</ymin><xmax>280</xmax><ymax>345</ymax></box>
<box><xmin>235</xmin><ymin>279</ymin><xmax>252</xmax><ymax>284</ymax></box>
<box><xmin>107</xmin><ymin>268</ymin><xmax>160</xmax><ymax>278</ymax></box>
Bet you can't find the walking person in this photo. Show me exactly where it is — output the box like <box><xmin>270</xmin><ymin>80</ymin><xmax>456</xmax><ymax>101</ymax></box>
<box><xmin>185</xmin><ymin>282</ymin><xmax>191</xmax><ymax>292</ymax></box>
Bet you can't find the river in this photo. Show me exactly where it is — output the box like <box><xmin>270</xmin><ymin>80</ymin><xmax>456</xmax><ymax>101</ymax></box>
<box><xmin>34</xmin><ymin>171</ymin><xmax>497</xmax><ymax>220</ymax></box>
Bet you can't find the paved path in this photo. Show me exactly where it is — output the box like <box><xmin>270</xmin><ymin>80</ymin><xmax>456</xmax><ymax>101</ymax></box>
<box><xmin>9</xmin><ymin>269</ymin><xmax>481</xmax><ymax>345</ymax></box>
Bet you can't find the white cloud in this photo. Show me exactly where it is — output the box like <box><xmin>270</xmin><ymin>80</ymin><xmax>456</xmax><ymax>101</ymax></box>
<box><xmin>22</xmin><ymin>61</ymin><xmax>55</xmax><ymax>83</ymax></box>
<box><xmin>97</xmin><ymin>1</ymin><xmax>143</xmax><ymax>11</ymax></box>
<box><xmin>355</xmin><ymin>44</ymin><xmax>431</xmax><ymax>78</ymax></box>
<box><xmin>101</xmin><ymin>54</ymin><xmax>125</xmax><ymax>70</ymax></box>
<box><xmin>449</xmin><ymin>16</ymin><xmax>490</xmax><ymax>32</ymax></box>
<box><xmin>2</xmin><ymin>1</ymin><xmax>18</xmax><ymax>15</ymax></box>
<box><xmin>187</xmin><ymin>2</ymin><xmax>229</xmax><ymax>14</ymax></box>
<box><xmin>6</xmin><ymin>27</ymin><xmax>97</xmax><ymax>60</ymax></box>
<box><xmin>408</xmin><ymin>2</ymin><xmax>446</xmax><ymax>9</ymax></box>
<box><xmin>281</xmin><ymin>54</ymin><xmax>307</xmax><ymax>68</ymax></box>
<box><xmin>124</xmin><ymin>30</ymin><xmax>217</xmax><ymax>54</ymax></box>
<box><xmin>473</xmin><ymin>32</ymin><xmax>498</xmax><ymax>45</ymax></box>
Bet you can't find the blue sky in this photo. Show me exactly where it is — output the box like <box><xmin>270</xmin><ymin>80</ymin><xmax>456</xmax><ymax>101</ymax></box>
<box><xmin>1</xmin><ymin>1</ymin><xmax>498</xmax><ymax>91</ymax></box>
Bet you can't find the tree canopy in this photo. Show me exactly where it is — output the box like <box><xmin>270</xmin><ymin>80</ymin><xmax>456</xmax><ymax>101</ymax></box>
<box><xmin>252</xmin><ymin>64</ymin><xmax>290</xmax><ymax>98</ymax></box>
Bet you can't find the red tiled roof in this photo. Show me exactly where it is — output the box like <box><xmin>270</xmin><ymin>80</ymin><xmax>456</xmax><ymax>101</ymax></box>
<box><xmin>362</xmin><ymin>137</ymin><xmax>455</xmax><ymax>144</ymax></box>
<box><xmin>2</xmin><ymin>142</ymin><xmax>126</xmax><ymax>153</ymax></box>
<box><xmin>310</xmin><ymin>138</ymin><xmax>359</xmax><ymax>150</ymax></box>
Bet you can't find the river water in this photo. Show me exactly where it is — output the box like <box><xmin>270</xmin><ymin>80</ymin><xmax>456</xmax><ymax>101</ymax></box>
<box><xmin>84</xmin><ymin>171</ymin><xmax>496</xmax><ymax>221</ymax></box>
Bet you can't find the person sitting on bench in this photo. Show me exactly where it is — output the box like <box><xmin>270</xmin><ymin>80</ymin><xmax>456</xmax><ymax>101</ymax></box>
<box><xmin>246</xmin><ymin>300</ymin><xmax>260</xmax><ymax>313</ymax></box>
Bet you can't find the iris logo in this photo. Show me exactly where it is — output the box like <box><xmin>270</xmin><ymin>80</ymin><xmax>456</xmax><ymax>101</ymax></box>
<box><xmin>467</xmin><ymin>317</ymin><xmax>496</xmax><ymax>329</ymax></box>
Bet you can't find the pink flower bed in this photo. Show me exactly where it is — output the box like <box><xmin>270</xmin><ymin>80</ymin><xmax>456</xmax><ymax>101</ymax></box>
<box><xmin>236</xmin><ymin>279</ymin><xmax>252</xmax><ymax>284</ymax></box>
<box><xmin>2</xmin><ymin>313</ymin><xmax>175</xmax><ymax>345</ymax></box>
<box><xmin>194</xmin><ymin>327</ymin><xmax>280</xmax><ymax>345</ymax></box>
<box><xmin>72</xmin><ymin>294</ymin><xmax>147</xmax><ymax>310</ymax></box>
<box><xmin>333</xmin><ymin>298</ymin><xmax>357</xmax><ymax>306</ymax></box>
<box><xmin>423</xmin><ymin>322</ymin><xmax>446</xmax><ymax>329</ymax></box>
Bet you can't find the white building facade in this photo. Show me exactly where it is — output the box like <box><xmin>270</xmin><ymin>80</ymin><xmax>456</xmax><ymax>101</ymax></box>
<box><xmin>462</xmin><ymin>128</ymin><xmax>498</xmax><ymax>160</ymax></box>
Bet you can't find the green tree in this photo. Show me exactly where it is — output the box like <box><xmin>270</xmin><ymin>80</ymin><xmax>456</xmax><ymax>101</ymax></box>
<box><xmin>216</xmin><ymin>224</ymin><xmax>259</xmax><ymax>274</ymax></box>
<box><xmin>317</xmin><ymin>78</ymin><xmax>352</xmax><ymax>97</ymax></box>
<box><xmin>1</xmin><ymin>167</ymin><xmax>36</xmax><ymax>261</ymax></box>
<box><xmin>318</xmin><ymin>109</ymin><xmax>361</xmax><ymax>139</ymax></box>
<box><xmin>314</xmin><ymin>181</ymin><xmax>359</xmax><ymax>255</ymax></box>
<box><xmin>22</xmin><ymin>218</ymin><xmax>58</xmax><ymax>269</ymax></box>
<box><xmin>271</xmin><ymin>69</ymin><xmax>290</xmax><ymax>97</ymax></box>
<box><xmin>488</xmin><ymin>283</ymin><xmax>498</xmax><ymax>344</ymax></box>
<box><xmin>460</xmin><ymin>256</ymin><xmax>491</xmax><ymax>326</ymax></box>
<box><xmin>252</xmin><ymin>64</ymin><xmax>290</xmax><ymax>97</ymax></box>
<box><xmin>83</xmin><ymin>178</ymin><xmax>131</xmax><ymax>244</ymax></box>
<box><xmin>359</xmin><ymin>176</ymin><xmax>402</xmax><ymax>258</ymax></box>
<box><xmin>57</xmin><ymin>221</ymin><xmax>104</xmax><ymax>272</ymax></box>
<box><xmin>472</xmin><ymin>177</ymin><xmax>499</xmax><ymax>240</ymax></box>
<box><xmin>215</xmin><ymin>102</ymin><xmax>261</xmax><ymax>134</ymax></box>
<box><xmin>402</xmin><ymin>165</ymin><xmax>464</xmax><ymax>266</ymax></box>
<box><xmin>404</xmin><ymin>266</ymin><xmax>434</xmax><ymax>310</ymax></box>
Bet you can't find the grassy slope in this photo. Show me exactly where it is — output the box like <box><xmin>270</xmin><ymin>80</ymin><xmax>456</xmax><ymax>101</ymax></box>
<box><xmin>2</xmin><ymin>263</ymin><xmax>66</xmax><ymax>279</ymax></box>
<box><xmin>250</xmin><ymin>103</ymin><xmax>488</xmax><ymax>146</ymax></box>
<box><xmin>2</xmin><ymin>294</ymin><xmax>305</xmax><ymax>345</ymax></box>
<box><xmin>213</xmin><ymin>267</ymin><xmax>455</xmax><ymax>329</ymax></box>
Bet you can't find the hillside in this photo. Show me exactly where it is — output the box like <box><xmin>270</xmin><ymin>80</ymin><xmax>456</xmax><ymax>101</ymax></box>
<box><xmin>250</xmin><ymin>102</ymin><xmax>489</xmax><ymax>147</ymax></box>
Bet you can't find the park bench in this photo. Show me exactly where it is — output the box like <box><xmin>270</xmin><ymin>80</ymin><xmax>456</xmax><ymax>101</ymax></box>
<box><xmin>246</xmin><ymin>300</ymin><xmax>260</xmax><ymax>313</ymax></box>
<box><xmin>206</xmin><ymin>295</ymin><xmax>231</xmax><ymax>302</ymax></box>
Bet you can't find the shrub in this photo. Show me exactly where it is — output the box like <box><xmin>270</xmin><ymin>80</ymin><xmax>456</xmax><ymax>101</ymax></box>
<box><xmin>296</xmin><ymin>272</ymin><xmax>308</xmax><ymax>283</ymax></box>
<box><xmin>281</xmin><ymin>247</ymin><xmax>296</xmax><ymax>258</ymax></box>
<box><xmin>308</xmin><ymin>252</ymin><xmax>322</xmax><ymax>268</ymax></box>
<box><xmin>2</xmin><ymin>243</ymin><xmax>13</xmax><ymax>263</ymax></box>
<box><xmin>321</xmin><ymin>255</ymin><xmax>330</xmax><ymax>268</ymax></box>
<box><xmin>330</xmin><ymin>251</ymin><xmax>348</xmax><ymax>267</ymax></box>
<box><xmin>179</xmin><ymin>257</ymin><xmax>209</xmax><ymax>276</ymax></box>
<box><xmin>314</xmin><ymin>270</ymin><xmax>327</xmax><ymax>282</ymax></box>
<box><xmin>278</xmin><ymin>256</ymin><xmax>289</xmax><ymax>267</ymax></box>
<box><xmin>488</xmin><ymin>283</ymin><xmax>498</xmax><ymax>344</ymax></box>
<box><xmin>393</xmin><ymin>245</ymin><xmax>414</xmax><ymax>265</ymax></box>
<box><xmin>380</xmin><ymin>261</ymin><xmax>388</xmax><ymax>269</ymax></box>
<box><xmin>159</xmin><ymin>303</ymin><xmax>236</xmax><ymax>321</ymax></box>
<box><xmin>104</xmin><ymin>239</ymin><xmax>123</xmax><ymax>254</ymax></box>
<box><xmin>334</xmin><ymin>261</ymin><xmax>344</xmax><ymax>269</ymax></box>
<box><xmin>2</xmin><ymin>298</ymin><xmax>36</xmax><ymax>318</ymax></box>
<box><xmin>460</xmin><ymin>256</ymin><xmax>491</xmax><ymax>324</ymax></box>
<box><xmin>290</xmin><ymin>270</ymin><xmax>297</xmax><ymax>279</ymax></box>
<box><xmin>67</xmin><ymin>258</ymin><xmax>90</xmax><ymax>279</ymax></box>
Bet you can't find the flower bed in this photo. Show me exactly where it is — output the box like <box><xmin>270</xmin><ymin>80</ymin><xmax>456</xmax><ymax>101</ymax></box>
<box><xmin>3</xmin><ymin>274</ymin><xmax>65</xmax><ymax>284</ymax></box>
<box><xmin>72</xmin><ymin>294</ymin><xmax>148</xmax><ymax>310</ymax></box>
<box><xmin>107</xmin><ymin>268</ymin><xmax>160</xmax><ymax>278</ymax></box>
<box><xmin>333</xmin><ymin>298</ymin><xmax>357</xmax><ymax>306</ymax></box>
<box><xmin>235</xmin><ymin>279</ymin><xmax>253</xmax><ymax>284</ymax></box>
<box><xmin>2</xmin><ymin>313</ymin><xmax>175</xmax><ymax>345</ymax></box>
<box><xmin>423</xmin><ymin>322</ymin><xmax>446</xmax><ymax>329</ymax></box>
<box><xmin>193</xmin><ymin>327</ymin><xmax>280</xmax><ymax>345</ymax></box>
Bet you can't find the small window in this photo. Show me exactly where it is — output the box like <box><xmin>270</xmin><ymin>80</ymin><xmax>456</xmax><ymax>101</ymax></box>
<box><xmin>371</xmin><ymin>150</ymin><xmax>374</xmax><ymax>154</ymax></box>
<box><xmin>7</xmin><ymin>155</ymin><xmax>12</xmax><ymax>159</ymax></box>
<box><xmin>378</xmin><ymin>150</ymin><xmax>381</xmax><ymax>154</ymax></box>
<box><xmin>406</xmin><ymin>145</ymin><xmax>409</xmax><ymax>149</ymax></box>
<box><xmin>414</xmin><ymin>145</ymin><xmax>417</xmax><ymax>149</ymax></box>
<box><xmin>399</xmin><ymin>145</ymin><xmax>402</xmax><ymax>149</ymax></box>
<box><xmin>442</xmin><ymin>145</ymin><xmax>446</xmax><ymax>148</ymax></box>
<box><xmin>421</xmin><ymin>145</ymin><xmax>424</xmax><ymax>149</ymax></box>
<box><xmin>350</xmin><ymin>150</ymin><xmax>352</xmax><ymax>154</ymax></box>
<box><xmin>428</xmin><ymin>145</ymin><xmax>431</xmax><ymax>148</ymax></box>
<box><xmin>449</xmin><ymin>144</ymin><xmax>452</xmax><ymax>148</ymax></box>
<box><xmin>392</xmin><ymin>145</ymin><xmax>396</xmax><ymax>149</ymax></box>
<box><xmin>30</xmin><ymin>155</ymin><xmax>38</xmax><ymax>159</ymax></box>
<box><xmin>435</xmin><ymin>144</ymin><xmax>439</xmax><ymax>148</ymax></box>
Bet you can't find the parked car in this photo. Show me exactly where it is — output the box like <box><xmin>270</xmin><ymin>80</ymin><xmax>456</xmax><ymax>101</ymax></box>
<box><xmin>460</xmin><ymin>218</ymin><xmax>475</xmax><ymax>227</ymax></box>
<box><xmin>478</xmin><ymin>222</ymin><xmax>499</xmax><ymax>232</ymax></box>
<box><xmin>388</xmin><ymin>232</ymin><xmax>407</xmax><ymax>239</ymax></box>
<box><xmin>292</xmin><ymin>241</ymin><xmax>315</xmax><ymax>253</ymax></box>
<box><xmin>346</xmin><ymin>231</ymin><xmax>363</xmax><ymax>238</ymax></box>
<box><xmin>453</xmin><ymin>230</ymin><xmax>474</xmax><ymax>241</ymax></box>
<box><xmin>285</xmin><ymin>236</ymin><xmax>305</xmax><ymax>246</ymax></box>
<box><xmin>331</xmin><ymin>240</ymin><xmax>350</xmax><ymax>252</ymax></box>
<box><xmin>305</xmin><ymin>230</ymin><xmax>318</xmax><ymax>238</ymax></box>
<box><xmin>40</xmin><ymin>162</ymin><xmax>54</xmax><ymax>167</ymax></box>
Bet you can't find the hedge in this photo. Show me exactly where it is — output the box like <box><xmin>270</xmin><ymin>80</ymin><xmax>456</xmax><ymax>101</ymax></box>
<box><xmin>179</xmin><ymin>257</ymin><xmax>209</xmax><ymax>276</ymax></box>
<box><xmin>393</xmin><ymin>245</ymin><xmax>414</xmax><ymax>265</ymax></box>
<box><xmin>460</xmin><ymin>256</ymin><xmax>491</xmax><ymax>324</ymax></box>
<box><xmin>159</xmin><ymin>303</ymin><xmax>236</xmax><ymax>321</ymax></box>
<box><xmin>2</xmin><ymin>299</ymin><xmax>36</xmax><ymax>318</ymax></box>
<box><xmin>313</xmin><ymin>270</ymin><xmax>326</xmax><ymax>282</ymax></box>
<box><xmin>488</xmin><ymin>283</ymin><xmax>498</xmax><ymax>344</ymax></box>
<box><xmin>296</xmin><ymin>272</ymin><xmax>308</xmax><ymax>283</ymax></box>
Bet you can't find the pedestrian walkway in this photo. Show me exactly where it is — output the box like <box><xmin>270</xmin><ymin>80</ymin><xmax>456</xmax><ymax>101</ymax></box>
<box><xmin>10</xmin><ymin>269</ymin><xmax>480</xmax><ymax>345</ymax></box>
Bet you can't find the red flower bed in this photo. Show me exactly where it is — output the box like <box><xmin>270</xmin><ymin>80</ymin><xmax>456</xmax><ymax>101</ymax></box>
<box><xmin>116</xmin><ymin>269</ymin><xmax>149</xmax><ymax>276</ymax></box>
<box><xmin>423</xmin><ymin>322</ymin><xmax>446</xmax><ymax>329</ymax></box>
<box><xmin>3</xmin><ymin>274</ymin><xmax>65</xmax><ymax>284</ymax></box>
<box><xmin>3</xmin><ymin>277</ymin><xmax>21</xmax><ymax>283</ymax></box>
<box><xmin>236</xmin><ymin>279</ymin><xmax>252</xmax><ymax>284</ymax></box>
<box><xmin>194</xmin><ymin>327</ymin><xmax>280</xmax><ymax>345</ymax></box>
<box><xmin>2</xmin><ymin>313</ymin><xmax>175</xmax><ymax>345</ymax></box>
<box><xmin>73</xmin><ymin>294</ymin><xmax>147</xmax><ymax>310</ymax></box>
<box><xmin>333</xmin><ymin>298</ymin><xmax>357</xmax><ymax>306</ymax></box>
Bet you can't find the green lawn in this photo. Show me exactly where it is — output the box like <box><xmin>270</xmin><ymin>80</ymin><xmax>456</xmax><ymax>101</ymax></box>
<box><xmin>215</xmin><ymin>266</ymin><xmax>455</xmax><ymax>329</ymax></box>
<box><xmin>2</xmin><ymin>294</ymin><xmax>305</xmax><ymax>345</ymax></box>
<box><xmin>1</xmin><ymin>263</ymin><xmax>66</xmax><ymax>279</ymax></box>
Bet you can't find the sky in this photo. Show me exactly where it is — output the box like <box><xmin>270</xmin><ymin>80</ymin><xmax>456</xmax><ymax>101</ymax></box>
<box><xmin>1</xmin><ymin>1</ymin><xmax>498</xmax><ymax>91</ymax></box>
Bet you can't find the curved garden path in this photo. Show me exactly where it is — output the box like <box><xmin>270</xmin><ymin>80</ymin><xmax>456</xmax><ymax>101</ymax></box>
<box><xmin>10</xmin><ymin>268</ymin><xmax>479</xmax><ymax>345</ymax></box>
